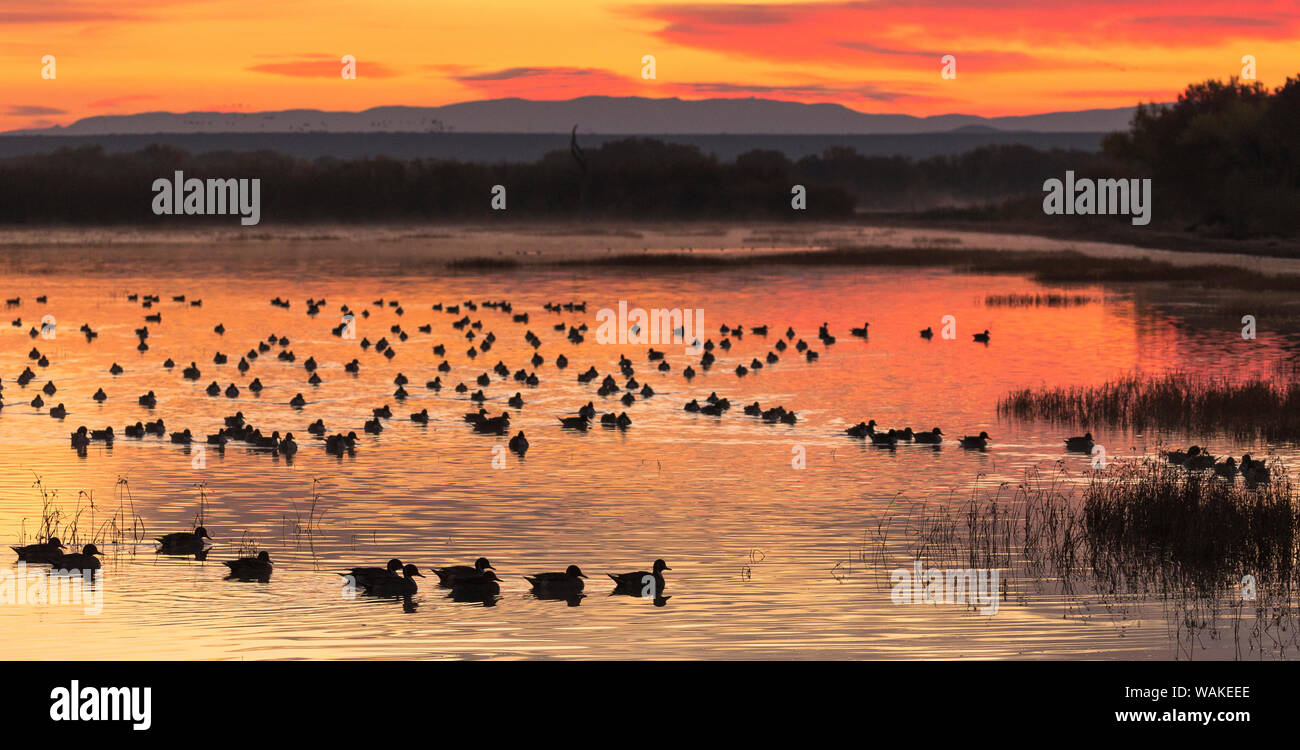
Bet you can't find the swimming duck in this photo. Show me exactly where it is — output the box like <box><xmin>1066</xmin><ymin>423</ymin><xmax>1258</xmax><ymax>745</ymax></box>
<box><xmin>225</xmin><ymin>384</ymin><xmax>239</xmax><ymax>398</ymax></box>
<box><xmin>508</xmin><ymin>392</ymin><xmax>524</xmax><ymax>408</ymax></box>
<box><xmin>49</xmin><ymin>403</ymin><xmax>67</xmax><ymax>418</ymax></box>
<box><xmin>871</xmin><ymin>430</ymin><xmax>897</xmax><ymax>447</ymax></box>
<box><xmin>959</xmin><ymin>431</ymin><xmax>991</xmax><ymax>449</ymax></box>
<box><xmin>973</xmin><ymin>330</ymin><xmax>991</xmax><ymax>343</ymax></box>
<box><xmin>124</xmin><ymin>422</ymin><xmax>145</xmax><ymax>438</ymax></box>
<box><xmin>278</xmin><ymin>433</ymin><xmax>298</xmax><ymax>456</ymax></box>
<box><xmin>289</xmin><ymin>393</ymin><xmax>306</xmax><ymax>407</ymax></box>
<box><xmin>363</xmin><ymin>564</ymin><xmax>424</xmax><ymax>596</ymax></box>
<box><xmin>913</xmin><ymin>427</ymin><xmax>944</xmax><ymax>444</ymax></box>
<box><xmin>156</xmin><ymin>527</ymin><xmax>212</xmax><ymax>555</ymax></box>
<box><xmin>224</xmin><ymin>550</ymin><xmax>272</xmax><ymax>580</ymax></box>
<box><xmin>608</xmin><ymin>559</ymin><xmax>670</xmax><ymax>597</ymax></box>
<box><xmin>93</xmin><ymin>388</ymin><xmax>107</xmax><ymax>402</ymax></box>
<box><xmin>56</xmin><ymin>544</ymin><xmax>103</xmax><ymax>572</ymax></box>
<box><xmin>1186</xmin><ymin>450</ymin><xmax>1217</xmax><ymax>471</ymax></box>
<box><xmin>340</xmin><ymin>558</ymin><xmax>403</xmax><ymax>588</ymax></box>
<box><xmin>1064</xmin><ymin>432</ymin><xmax>1095</xmax><ymax>452</ymax></box>
<box><xmin>432</xmin><ymin>557</ymin><xmax>494</xmax><ymax>587</ymax></box>
<box><xmin>170</xmin><ymin>429</ymin><xmax>192</xmax><ymax>444</ymax></box>
<box><xmin>90</xmin><ymin>427</ymin><xmax>113</xmax><ymax>441</ymax></box>
<box><xmin>12</xmin><ymin>537</ymin><xmax>65</xmax><ymax>564</ymax></box>
<box><xmin>409</xmin><ymin>409</ymin><xmax>429</xmax><ymax>424</ymax></box>
<box><xmin>70</xmin><ymin>426</ymin><xmax>90</xmax><ymax>449</ymax></box>
<box><xmin>1242</xmin><ymin>455</ymin><xmax>1271</xmax><ymax>484</ymax></box>
<box><xmin>449</xmin><ymin>570</ymin><xmax>502</xmax><ymax>600</ymax></box>
<box><xmin>846</xmin><ymin>419</ymin><xmax>877</xmax><ymax>438</ymax></box>
<box><xmin>509</xmin><ymin>431</ymin><xmax>529</xmax><ymax>454</ymax></box>
<box><xmin>138</xmin><ymin>391</ymin><xmax>157</xmax><ymax>407</ymax></box>
<box><xmin>850</xmin><ymin>323</ymin><xmax>869</xmax><ymax>337</ymax></box>
<box><xmin>920</xmin><ymin>327</ymin><xmax>933</xmax><ymax>339</ymax></box>
<box><xmin>525</xmin><ymin>565</ymin><xmax>587</xmax><ymax>596</ymax></box>
<box><xmin>325</xmin><ymin>431</ymin><xmax>359</xmax><ymax>454</ymax></box>
<box><xmin>559</xmin><ymin>414</ymin><xmax>591</xmax><ymax>430</ymax></box>
<box><xmin>1164</xmin><ymin>445</ymin><xmax>1200</xmax><ymax>465</ymax></box>
<box><xmin>109</xmin><ymin>363</ymin><xmax>123</xmax><ymax>375</ymax></box>
<box><xmin>1213</xmin><ymin>457</ymin><xmax>1238</xmax><ymax>478</ymax></box>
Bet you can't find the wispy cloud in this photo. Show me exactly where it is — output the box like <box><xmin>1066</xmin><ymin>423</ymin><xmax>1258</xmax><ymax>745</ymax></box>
<box><xmin>5</xmin><ymin>105</ymin><xmax>66</xmax><ymax>116</ymax></box>
<box><xmin>248</xmin><ymin>54</ymin><xmax>398</xmax><ymax>79</ymax></box>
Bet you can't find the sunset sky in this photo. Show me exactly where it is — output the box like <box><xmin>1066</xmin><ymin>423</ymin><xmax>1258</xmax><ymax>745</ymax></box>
<box><xmin>3</xmin><ymin>0</ymin><xmax>1299</xmax><ymax>132</ymax></box>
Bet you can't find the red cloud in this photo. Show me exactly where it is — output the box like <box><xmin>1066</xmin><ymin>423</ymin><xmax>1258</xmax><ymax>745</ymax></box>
<box><xmin>628</xmin><ymin>1</ymin><xmax>1300</xmax><ymax>66</ymax></box>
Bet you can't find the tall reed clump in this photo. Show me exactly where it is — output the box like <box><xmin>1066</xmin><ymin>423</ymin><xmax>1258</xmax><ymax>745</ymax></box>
<box><xmin>983</xmin><ymin>293</ymin><xmax>1097</xmax><ymax>308</ymax></box>
<box><xmin>999</xmin><ymin>372</ymin><xmax>1300</xmax><ymax>441</ymax></box>
<box><xmin>1080</xmin><ymin>460</ymin><xmax>1296</xmax><ymax>599</ymax></box>
<box><xmin>866</xmin><ymin>460</ymin><xmax>1299</xmax><ymax>657</ymax></box>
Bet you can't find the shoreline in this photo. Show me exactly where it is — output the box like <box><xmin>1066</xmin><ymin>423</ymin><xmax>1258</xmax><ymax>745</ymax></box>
<box><xmin>3</xmin><ymin>221</ymin><xmax>1300</xmax><ymax>282</ymax></box>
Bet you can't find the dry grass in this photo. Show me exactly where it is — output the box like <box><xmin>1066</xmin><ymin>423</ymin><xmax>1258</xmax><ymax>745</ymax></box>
<box><xmin>999</xmin><ymin>373</ymin><xmax>1300</xmax><ymax>441</ymax></box>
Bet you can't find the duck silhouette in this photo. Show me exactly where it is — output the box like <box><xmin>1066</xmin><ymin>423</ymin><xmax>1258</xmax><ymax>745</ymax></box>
<box><xmin>56</xmin><ymin>544</ymin><xmax>103</xmax><ymax>572</ymax></box>
<box><xmin>973</xmin><ymin>330</ymin><xmax>991</xmax><ymax>343</ymax></box>
<box><xmin>959</xmin><ymin>431</ymin><xmax>991</xmax><ymax>449</ymax></box>
<box><xmin>448</xmin><ymin>570</ymin><xmax>501</xmax><ymax>601</ymax></box>
<box><xmin>1164</xmin><ymin>445</ymin><xmax>1200</xmax><ymax>465</ymax></box>
<box><xmin>432</xmin><ymin>557</ymin><xmax>493</xmax><ymax>587</ymax></box>
<box><xmin>363</xmin><ymin>564</ymin><xmax>424</xmax><ymax>596</ymax></box>
<box><xmin>224</xmin><ymin>551</ymin><xmax>272</xmax><ymax>581</ymax></box>
<box><xmin>608</xmin><ymin>559</ymin><xmax>670</xmax><ymax>597</ymax></box>
<box><xmin>156</xmin><ymin>527</ymin><xmax>212</xmax><ymax>555</ymax></box>
<box><xmin>525</xmin><ymin>565</ymin><xmax>587</xmax><ymax>597</ymax></box>
<box><xmin>341</xmin><ymin>558</ymin><xmax>403</xmax><ymax>588</ymax></box>
<box><xmin>913</xmin><ymin>427</ymin><xmax>943</xmax><ymax>444</ymax></box>
<box><xmin>1064</xmin><ymin>432</ymin><xmax>1094</xmax><ymax>452</ymax></box>
<box><xmin>12</xmin><ymin>536</ymin><xmax>65</xmax><ymax>564</ymax></box>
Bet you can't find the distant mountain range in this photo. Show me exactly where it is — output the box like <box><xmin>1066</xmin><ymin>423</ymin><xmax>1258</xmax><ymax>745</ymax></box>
<box><xmin>6</xmin><ymin>96</ymin><xmax>1146</xmax><ymax>135</ymax></box>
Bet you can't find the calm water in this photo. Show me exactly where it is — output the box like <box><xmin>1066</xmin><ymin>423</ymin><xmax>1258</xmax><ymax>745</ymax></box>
<box><xmin>1</xmin><ymin>248</ymin><xmax>1295</xmax><ymax>659</ymax></box>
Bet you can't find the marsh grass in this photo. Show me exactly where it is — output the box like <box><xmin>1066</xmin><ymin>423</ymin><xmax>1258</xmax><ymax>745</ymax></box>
<box><xmin>983</xmin><ymin>293</ymin><xmax>1097</xmax><ymax>307</ymax></box>
<box><xmin>864</xmin><ymin>461</ymin><xmax>1299</xmax><ymax>658</ymax></box>
<box><xmin>999</xmin><ymin>373</ymin><xmax>1300</xmax><ymax>441</ymax></box>
<box><xmin>19</xmin><ymin>473</ymin><xmax>146</xmax><ymax>554</ymax></box>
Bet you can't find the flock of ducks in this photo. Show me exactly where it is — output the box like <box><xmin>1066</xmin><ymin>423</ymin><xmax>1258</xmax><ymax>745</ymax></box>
<box><xmin>843</xmin><ymin>419</ymin><xmax>990</xmax><ymax>449</ymax></box>
<box><xmin>4</xmin><ymin>291</ymin><xmax>1011</xmax><ymax>464</ymax></box>
<box><xmin>12</xmin><ymin>529</ymin><xmax>669</xmax><ymax>605</ymax></box>
<box><xmin>1163</xmin><ymin>445</ymin><xmax>1272</xmax><ymax>482</ymax></box>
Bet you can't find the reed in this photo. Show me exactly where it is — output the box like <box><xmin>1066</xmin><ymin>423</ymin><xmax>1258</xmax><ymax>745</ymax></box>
<box><xmin>983</xmin><ymin>293</ymin><xmax>1097</xmax><ymax>307</ymax></box>
<box><xmin>865</xmin><ymin>461</ymin><xmax>1299</xmax><ymax>657</ymax></box>
<box><xmin>999</xmin><ymin>372</ymin><xmax>1300</xmax><ymax>441</ymax></box>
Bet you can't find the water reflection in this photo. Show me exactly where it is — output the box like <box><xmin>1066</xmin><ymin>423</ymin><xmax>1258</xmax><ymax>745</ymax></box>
<box><xmin>1</xmin><ymin>259</ymin><xmax>1297</xmax><ymax>659</ymax></box>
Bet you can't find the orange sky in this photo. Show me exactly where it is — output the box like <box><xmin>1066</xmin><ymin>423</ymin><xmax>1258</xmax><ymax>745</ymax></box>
<box><xmin>2</xmin><ymin>0</ymin><xmax>1299</xmax><ymax>131</ymax></box>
